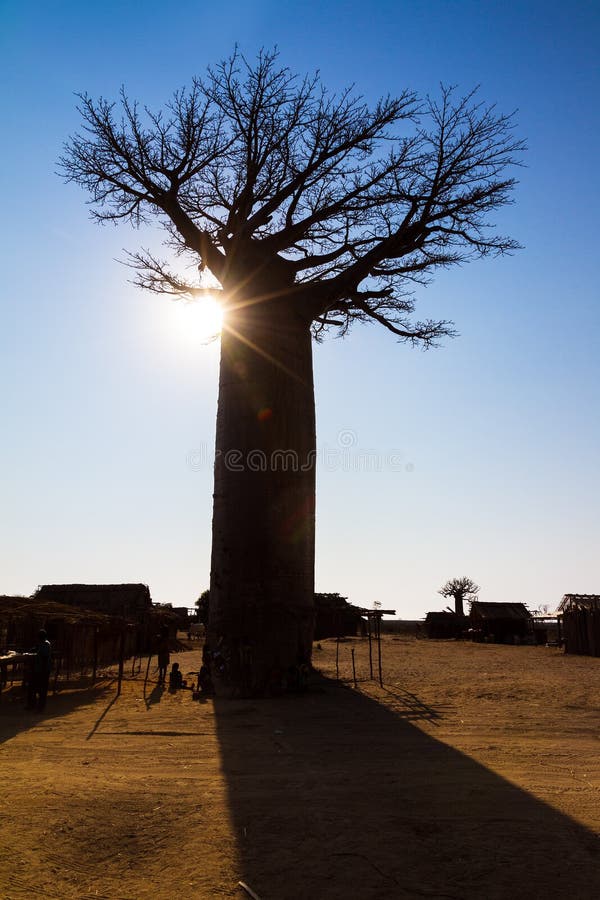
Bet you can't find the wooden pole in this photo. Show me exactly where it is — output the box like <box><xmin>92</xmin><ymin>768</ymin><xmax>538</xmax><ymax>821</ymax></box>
<box><xmin>367</xmin><ymin>615</ymin><xmax>373</xmax><ymax>679</ymax></box>
<box><xmin>92</xmin><ymin>627</ymin><xmax>98</xmax><ymax>684</ymax></box>
<box><xmin>144</xmin><ymin>651</ymin><xmax>152</xmax><ymax>689</ymax></box>
<box><xmin>132</xmin><ymin>626</ymin><xmax>143</xmax><ymax>675</ymax></box>
<box><xmin>376</xmin><ymin>614</ymin><xmax>383</xmax><ymax>687</ymax></box>
<box><xmin>351</xmin><ymin>648</ymin><xmax>357</xmax><ymax>688</ymax></box>
<box><xmin>53</xmin><ymin>655</ymin><xmax>60</xmax><ymax>695</ymax></box>
<box><xmin>117</xmin><ymin>630</ymin><xmax>125</xmax><ymax>696</ymax></box>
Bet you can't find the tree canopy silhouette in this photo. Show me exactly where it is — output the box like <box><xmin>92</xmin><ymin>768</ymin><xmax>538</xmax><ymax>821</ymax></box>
<box><xmin>439</xmin><ymin>576</ymin><xmax>480</xmax><ymax>617</ymax></box>
<box><xmin>61</xmin><ymin>48</ymin><xmax>522</xmax><ymax>694</ymax></box>
<box><xmin>195</xmin><ymin>590</ymin><xmax>210</xmax><ymax>627</ymax></box>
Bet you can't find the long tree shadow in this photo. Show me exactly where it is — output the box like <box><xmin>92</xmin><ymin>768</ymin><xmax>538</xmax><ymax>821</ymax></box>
<box><xmin>214</xmin><ymin>677</ymin><xmax>600</xmax><ymax>900</ymax></box>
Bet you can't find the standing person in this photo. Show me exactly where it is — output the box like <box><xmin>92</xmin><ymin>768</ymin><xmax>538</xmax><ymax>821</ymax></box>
<box><xmin>27</xmin><ymin>629</ymin><xmax>52</xmax><ymax>711</ymax></box>
<box><xmin>157</xmin><ymin>627</ymin><xmax>170</xmax><ymax>684</ymax></box>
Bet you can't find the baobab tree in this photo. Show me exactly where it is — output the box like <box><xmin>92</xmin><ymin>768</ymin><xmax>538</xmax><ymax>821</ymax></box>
<box><xmin>439</xmin><ymin>577</ymin><xmax>480</xmax><ymax>617</ymax></box>
<box><xmin>61</xmin><ymin>48</ymin><xmax>522</xmax><ymax>694</ymax></box>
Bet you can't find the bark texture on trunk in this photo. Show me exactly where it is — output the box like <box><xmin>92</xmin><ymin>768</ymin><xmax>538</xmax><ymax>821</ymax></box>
<box><xmin>208</xmin><ymin>299</ymin><xmax>316</xmax><ymax>695</ymax></box>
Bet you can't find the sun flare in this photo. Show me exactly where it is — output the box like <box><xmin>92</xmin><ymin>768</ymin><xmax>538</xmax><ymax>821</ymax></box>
<box><xmin>172</xmin><ymin>294</ymin><xmax>224</xmax><ymax>343</ymax></box>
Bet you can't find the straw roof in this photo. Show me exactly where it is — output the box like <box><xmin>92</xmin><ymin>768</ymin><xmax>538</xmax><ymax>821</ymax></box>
<box><xmin>559</xmin><ymin>594</ymin><xmax>600</xmax><ymax>611</ymax></box>
<box><xmin>33</xmin><ymin>583</ymin><xmax>152</xmax><ymax>621</ymax></box>
<box><xmin>0</xmin><ymin>594</ymin><xmax>119</xmax><ymax>626</ymax></box>
<box><xmin>470</xmin><ymin>601</ymin><xmax>531</xmax><ymax>620</ymax></box>
<box><xmin>35</xmin><ymin>583</ymin><xmax>150</xmax><ymax>603</ymax></box>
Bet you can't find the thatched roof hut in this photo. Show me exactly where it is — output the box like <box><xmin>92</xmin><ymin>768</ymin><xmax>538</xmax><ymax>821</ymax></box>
<box><xmin>559</xmin><ymin>594</ymin><xmax>600</xmax><ymax>612</ymax></box>
<box><xmin>424</xmin><ymin>611</ymin><xmax>467</xmax><ymax>639</ymax></box>
<box><xmin>314</xmin><ymin>593</ymin><xmax>364</xmax><ymax>640</ymax></box>
<box><xmin>0</xmin><ymin>593</ymin><xmax>113</xmax><ymax>630</ymax></box>
<box><xmin>34</xmin><ymin>583</ymin><xmax>152</xmax><ymax>621</ymax></box>
<box><xmin>0</xmin><ymin>593</ymin><xmax>129</xmax><ymax>674</ymax></box>
<box><xmin>470</xmin><ymin>601</ymin><xmax>532</xmax><ymax>643</ymax></box>
<box><xmin>33</xmin><ymin>584</ymin><xmax>184</xmax><ymax>649</ymax></box>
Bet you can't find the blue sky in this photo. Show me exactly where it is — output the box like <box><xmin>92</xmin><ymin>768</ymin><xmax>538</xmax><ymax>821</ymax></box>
<box><xmin>1</xmin><ymin>0</ymin><xmax>599</xmax><ymax>616</ymax></box>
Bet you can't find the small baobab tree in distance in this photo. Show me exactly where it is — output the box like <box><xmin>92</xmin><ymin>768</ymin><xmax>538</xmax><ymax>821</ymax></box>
<box><xmin>439</xmin><ymin>576</ymin><xmax>480</xmax><ymax>617</ymax></box>
<box><xmin>61</xmin><ymin>48</ymin><xmax>522</xmax><ymax>694</ymax></box>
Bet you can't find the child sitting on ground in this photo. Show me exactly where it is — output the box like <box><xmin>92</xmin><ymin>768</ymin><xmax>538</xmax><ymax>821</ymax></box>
<box><xmin>198</xmin><ymin>663</ymin><xmax>214</xmax><ymax>695</ymax></box>
<box><xmin>168</xmin><ymin>662</ymin><xmax>186</xmax><ymax>690</ymax></box>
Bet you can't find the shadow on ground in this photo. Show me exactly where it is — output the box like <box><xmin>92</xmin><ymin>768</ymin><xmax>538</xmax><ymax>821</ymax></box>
<box><xmin>214</xmin><ymin>676</ymin><xmax>600</xmax><ymax>900</ymax></box>
<box><xmin>0</xmin><ymin>679</ymin><xmax>116</xmax><ymax>745</ymax></box>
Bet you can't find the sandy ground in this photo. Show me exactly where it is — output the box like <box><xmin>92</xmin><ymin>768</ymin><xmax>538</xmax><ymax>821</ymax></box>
<box><xmin>1</xmin><ymin>636</ymin><xmax>599</xmax><ymax>900</ymax></box>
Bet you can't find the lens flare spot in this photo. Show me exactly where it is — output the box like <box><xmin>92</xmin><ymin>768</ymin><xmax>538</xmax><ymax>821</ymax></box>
<box><xmin>282</xmin><ymin>496</ymin><xmax>315</xmax><ymax>543</ymax></box>
<box><xmin>257</xmin><ymin>407</ymin><xmax>273</xmax><ymax>422</ymax></box>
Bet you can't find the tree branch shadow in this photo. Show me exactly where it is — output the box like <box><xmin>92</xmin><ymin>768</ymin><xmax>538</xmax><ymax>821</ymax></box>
<box><xmin>214</xmin><ymin>676</ymin><xmax>600</xmax><ymax>900</ymax></box>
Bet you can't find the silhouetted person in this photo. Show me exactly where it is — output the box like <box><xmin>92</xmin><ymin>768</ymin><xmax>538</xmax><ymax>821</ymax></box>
<box><xmin>26</xmin><ymin>629</ymin><xmax>52</xmax><ymax>711</ymax></box>
<box><xmin>198</xmin><ymin>664</ymin><xmax>214</xmax><ymax>695</ymax></box>
<box><xmin>168</xmin><ymin>662</ymin><xmax>185</xmax><ymax>690</ymax></box>
<box><xmin>157</xmin><ymin>628</ymin><xmax>170</xmax><ymax>683</ymax></box>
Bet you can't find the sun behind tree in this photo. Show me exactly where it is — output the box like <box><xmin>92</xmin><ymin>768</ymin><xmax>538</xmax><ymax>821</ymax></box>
<box><xmin>61</xmin><ymin>48</ymin><xmax>522</xmax><ymax>695</ymax></box>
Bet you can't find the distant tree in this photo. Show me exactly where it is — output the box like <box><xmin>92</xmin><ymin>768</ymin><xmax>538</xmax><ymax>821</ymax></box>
<box><xmin>195</xmin><ymin>590</ymin><xmax>209</xmax><ymax>627</ymax></box>
<box><xmin>438</xmin><ymin>577</ymin><xmax>480</xmax><ymax>617</ymax></box>
<box><xmin>61</xmin><ymin>48</ymin><xmax>522</xmax><ymax>694</ymax></box>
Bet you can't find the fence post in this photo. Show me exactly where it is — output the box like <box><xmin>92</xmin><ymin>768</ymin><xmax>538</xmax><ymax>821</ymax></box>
<box><xmin>117</xmin><ymin>630</ymin><xmax>125</xmax><ymax>696</ymax></box>
<box><xmin>92</xmin><ymin>627</ymin><xmax>98</xmax><ymax>684</ymax></box>
<box><xmin>377</xmin><ymin>614</ymin><xmax>383</xmax><ymax>687</ymax></box>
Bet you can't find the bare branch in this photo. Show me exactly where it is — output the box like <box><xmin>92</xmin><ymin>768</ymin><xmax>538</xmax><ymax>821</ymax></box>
<box><xmin>122</xmin><ymin>249</ymin><xmax>220</xmax><ymax>298</ymax></box>
<box><xmin>61</xmin><ymin>50</ymin><xmax>523</xmax><ymax>346</ymax></box>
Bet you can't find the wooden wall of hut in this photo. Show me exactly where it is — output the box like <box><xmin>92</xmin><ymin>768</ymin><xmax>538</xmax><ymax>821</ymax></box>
<box><xmin>51</xmin><ymin>623</ymin><xmax>138</xmax><ymax>678</ymax></box>
<box><xmin>0</xmin><ymin>596</ymin><xmax>145</xmax><ymax>682</ymax></box>
<box><xmin>424</xmin><ymin>612</ymin><xmax>467</xmax><ymax>639</ymax></box>
<box><xmin>562</xmin><ymin>607</ymin><xmax>600</xmax><ymax>657</ymax></box>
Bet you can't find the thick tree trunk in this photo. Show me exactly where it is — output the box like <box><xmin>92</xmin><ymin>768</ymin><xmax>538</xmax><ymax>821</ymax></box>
<box><xmin>208</xmin><ymin>300</ymin><xmax>316</xmax><ymax>695</ymax></box>
<box><xmin>455</xmin><ymin>596</ymin><xmax>464</xmax><ymax>618</ymax></box>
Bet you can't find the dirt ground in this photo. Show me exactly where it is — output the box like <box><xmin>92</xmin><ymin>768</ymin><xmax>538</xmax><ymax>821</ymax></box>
<box><xmin>1</xmin><ymin>636</ymin><xmax>599</xmax><ymax>900</ymax></box>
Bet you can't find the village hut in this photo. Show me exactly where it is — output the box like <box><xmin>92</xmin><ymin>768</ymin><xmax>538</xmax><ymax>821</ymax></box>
<box><xmin>469</xmin><ymin>601</ymin><xmax>533</xmax><ymax>644</ymax></box>
<box><xmin>559</xmin><ymin>594</ymin><xmax>600</xmax><ymax>657</ymax></box>
<box><xmin>424</xmin><ymin>611</ymin><xmax>468</xmax><ymax>639</ymax></box>
<box><xmin>33</xmin><ymin>583</ymin><xmax>174</xmax><ymax>652</ymax></box>
<box><xmin>34</xmin><ymin>583</ymin><xmax>152</xmax><ymax>620</ymax></box>
<box><xmin>0</xmin><ymin>594</ymin><xmax>128</xmax><ymax>684</ymax></box>
<box><xmin>314</xmin><ymin>593</ymin><xmax>365</xmax><ymax>640</ymax></box>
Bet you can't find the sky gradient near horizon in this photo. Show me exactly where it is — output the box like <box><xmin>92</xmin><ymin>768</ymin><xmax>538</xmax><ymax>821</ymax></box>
<box><xmin>1</xmin><ymin>0</ymin><xmax>599</xmax><ymax>617</ymax></box>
